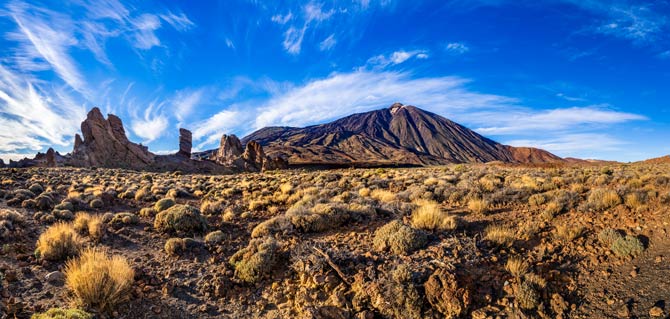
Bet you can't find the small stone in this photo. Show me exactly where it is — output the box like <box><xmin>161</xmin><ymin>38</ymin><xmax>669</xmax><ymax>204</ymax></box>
<box><xmin>630</xmin><ymin>268</ymin><xmax>638</xmax><ymax>278</ymax></box>
<box><xmin>45</xmin><ymin>271</ymin><xmax>65</xmax><ymax>285</ymax></box>
<box><xmin>649</xmin><ymin>306</ymin><xmax>664</xmax><ymax>317</ymax></box>
<box><xmin>617</xmin><ymin>304</ymin><xmax>630</xmax><ymax>318</ymax></box>
<box><xmin>151</xmin><ymin>305</ymin><xmax>162</xmax><ymax>314</ymax></box>
<box><xmin>655</xmin><ymin>256</ymin><xmax>663</xmax><ymax>263</ymax></box>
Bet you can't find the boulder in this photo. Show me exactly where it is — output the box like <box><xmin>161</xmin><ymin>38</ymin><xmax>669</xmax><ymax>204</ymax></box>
<box><xmin>262</xmin><ymin>155</ymin><xmax>289</xmax><ymax>171</ymax></box>
<box><xmin>178</xmin><ymin>128</ymin><xmax>192</xmax><ymax>158</ymax></box>
<box><xmin>71</xmin><ymin>107</ymin><xmax>155</xmax><ymax>169</ymax></box>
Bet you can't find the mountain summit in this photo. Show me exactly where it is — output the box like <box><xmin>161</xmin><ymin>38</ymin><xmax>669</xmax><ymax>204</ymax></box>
<box><xmin>242</xmin><ymin>103</ymin><xmax>562</xmax><ymax>166</ymax></box>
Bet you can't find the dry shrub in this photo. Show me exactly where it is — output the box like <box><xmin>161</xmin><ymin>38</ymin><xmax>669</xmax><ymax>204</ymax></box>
<box><xmin>528</xmin><ymin>194</ymin><xmax>547</xmax><ymax>207</ymax></box>
<box><xmin>411</xmin><ymin>200</ymin><xmax>460</xmax><ymax>231</ymax></box>
<box><xmin>200</xmin><ymin>200</ymin><xmax>225</xmax><ymax>215</ymax></box>
<box><xmin>370</xmin><ymin>189</ymin><xmax>396</xmax><ymax>203</ymax></box>
<box><xmin>164</xmin><ymin>237</ymin><xmax>199</xmax><ymax>256</ymax></box>
<box><xmin>467</xmin><ymin>198</ymin><xmax>490</xmax><ymax>214</ymax></box>
<box><xmin>229</xmin><ymin>237</ymin><xmax>279</xmax><ymax>283</ymax></box>
<box><xmin>30</xmin><ymin>308</ymin><xmax>93</xmax><ymax>319</ymax></box>
<box><xmin>36</xmin><ymin>223</ymin><xmax>82</xmax><ymax>261</ymax></box>
<box><xmin>154</xmin><ymin>204</ymin><xmax>207</xmax><ymax>235</ymax></box>
<box><xmin>0</xmin><ymin>209</ymin><xmax>25</xmax><ymax>240</ymax></box>
<box><xmin>204</xmin><ymin>230</ymin><xmax>225</xmax><ymax>245</ymax></box>
<box><xmin>554</xmin><ymin>224</ymin><xmax>585</xmax><ymax>242</ymax></box>
<box><xmin>154</xmin><ymin>198</ymin><xmax>175</xmax><ymax>212</ymax></box>
<box><xmin>586</xmin><ymin>188</ymin><xmax>621</xmax><ymax>211</ymax></box>
<box><xmin>611</xmin><ymin>235</ymin><xmax>644</xmax><ymax>258</ymax></box>
<box><xmin>424</xmin><ymin>268</ymin><xmax>470</xmax><ymax>319</ymax></box>
<box><xmin>597</xmin><ymin>228</ymin><xmax>621</xmax><ymax>246</ymax></box>
<box><xmin>516</xmin><ymin>281</ymin><xmax>540</xmax><ymax>310</ymax></box>
<box><xmin>64</xmin><ymin>248</ymin><xmax>134</xmax><ymax>313</ymax></box>
<box><xmin>73</xmin><ymin>213</ymin><xmax>105</xmax><ymax>241</ymax></box>
<box><xmin>352</xmin><ymin>265</ymin><xmax>422</xmax><ymax>319</ymax></box>
<box><xmin>373</xmin><ymin>220</ymin><xmax>426</xmax><ymax>255</ymax></box>
<box><xmin>505</xmin><ymin>257</ymin><xmax>529</xmax><ymax>279</ymax></box>
<box><xmin>484</xmin><ymin>224</ymin><xmax>515</xmax><ymax>247</ymax></box>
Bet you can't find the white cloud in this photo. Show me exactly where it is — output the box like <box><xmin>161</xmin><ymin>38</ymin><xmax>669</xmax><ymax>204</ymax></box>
<box><xmin>159</xmin><ymin>11</ymin><xmax>195</xmax><ymax>31</ymax></box>
<box><xmin>271</xmin><ymin>12</ymin><xmax>293</xmax><ymax>24</ymax></box>
<box><xmin>0</xmin><ymin>64</ymin><xmax>86</xmax><ymax>153</ymax></box>
<box><xmin>365</xmin><ymin>50</ymin><xmax>429</xmax><ymax>69</ymax></box>
<box><xmin>276</xmin><ymin>2</ymin><xmax>339</xmax><ymax>54</ymax></box>
<box><xmin>173</xmin><ymin>89</ymin><xmax>205</xmax><ymax>123</ymax></box>
<box><xmin>130</xmin><ymin>101</ymin><xmax>168</xmax><ymax>142</ymax></box>
<box><xmin>445</xmin><ymin>42</ymin><xmax>470</xmax><ymax>54</ymax></box>
<box><xmin>253</xmin><ymin>70</ymin><xmax>514</xmax><ymax>129</ymax></box>
<box><xmin>473</xmin><ymin>106</ymin><xmax>646</xmax><ymax>135</ymax></box>
<box><xmin>505</xmin><ymin>133</ymin><xmax>626</xmax><ymax>154</ymax></box>
<box><xmin>319</xmin><ymin>34</ymin><xmax>337</xmax><ymax>51</ymax></box>
<box><xmin>304</xmin><ymin>2</ymin><xmax>335</xmax><ymax>22</ymax></box>
<box><xmin>130</xmin><ymin>14</ymin><xmax>162</xmax><ymax>50</ymax></box>
<box><xmin>7</xmin><ymin>2</ymin><xmax>86</xmax><ymax>93</ymax></box>
<box><xmin>192</xmin><ymin>110</ymin><xmax>241</xmax><ymax>148</ymax></box>
<box><xmin>283</xmin><ymin>26</ymin><xmax>307</xmax><ymax>54</ymax></box>
<box><xmin>225</xmin><ymin>38</ymin><xmax>235</xmax><ymax>49</ymax></box>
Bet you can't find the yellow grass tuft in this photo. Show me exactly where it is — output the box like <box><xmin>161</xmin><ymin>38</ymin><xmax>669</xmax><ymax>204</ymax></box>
<box><xmin>36</xmin><ymin>223</ymin><xmax>83</xmax><ymax>261</ymax></box>
<box><xmin>64</xmin><ymin>248</ymin><xmax>134</xmax><ymax>313</ymax></box>
<box><xmin>410</xmin><ymin>200</ymin><xmax>460</xmax><ymax>231</ymax></box>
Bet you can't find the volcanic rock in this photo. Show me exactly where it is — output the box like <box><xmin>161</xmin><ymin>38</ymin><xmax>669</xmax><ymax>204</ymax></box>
<box><xmin>178</xmin><ymin>128</ymin><xmax>193</xmax><ymax>158</ymax></box>
<box><xmin>71</xmin><ymin>107</ymin><xmax>155</xmax><ymax>169</ymax></box>
<box><xmin>215</xmin><ymin>135</ymin><xmax>244</xmax><ymax>164</ymax></box>
<box><xmin>242</xmin><ymin>103</ymin><xmax>563</xmax><ymax>166</ymax></box>
<box><xmin>242</xmin><ymin>141</ymin><xmax>265</xmax><ymax>171</ymax></box>
<box><xmin>45</xmin><ymin>148</ymin><xmax>56</xmax><ymax>167</ymax></box>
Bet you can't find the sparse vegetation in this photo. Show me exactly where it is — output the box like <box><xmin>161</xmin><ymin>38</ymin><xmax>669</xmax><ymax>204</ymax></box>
<box><xmin>411</xmin><ymin>200</ymin><xmax>460</xmax><ymax>231</ymax></box>
<box><xmin>373</xmin><ymin>220</ymin><xmax>426</xmax><ymax>255</ymax></box>
<box><xmin>36</xmin><ymin>223</ymin><xmax>82</xmax><ymax>261</ymax></box>
<box><xmin>30</xmin><ymin>308</ymin><xmax>93</xmax><ymax>319</ymax></box>
<box><xmin>64</xmin><ymin>248</ymin><xmax>134</xmax><ymax>313</ymax></box>
<box><xmin>229</xmin><ymin>237</ymin><xmax>279</xmax><ymax>283</ymax></box>
<box><xmin>154</xmin><ymin>204</ymin><xmax>208</xmax><ymax>235</ymax></box>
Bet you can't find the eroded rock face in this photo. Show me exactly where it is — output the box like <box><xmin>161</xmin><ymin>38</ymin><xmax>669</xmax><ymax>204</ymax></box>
<box><xmin>216</xmin><ymin>134</ymin><xmax>244</xmax><ymax>164</ymax></box>
<box><xmin>45</xmin><ymin>148</ymin><xmax>56</xmax><ymax>167</ymax></box>
<box><xmin>71</xmin><ymin>107</ymin><xmax>155</xmax><ymax>169</ymax></box>
<box><xmin>213</xmin><ymin>134</ymin><xmax>286</xmax><ymax>172</ymax></box>
<box><xmin>178</xmin><ymin>128</ymin><xmax>192</xmax><ymax>158</ymax></box>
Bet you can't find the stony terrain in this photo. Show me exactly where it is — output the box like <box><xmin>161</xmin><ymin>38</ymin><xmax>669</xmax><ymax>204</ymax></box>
<box><xmin>1</xmin><ymin>163</ymin><xmax>669</xmax><ymax>318</ymax></box>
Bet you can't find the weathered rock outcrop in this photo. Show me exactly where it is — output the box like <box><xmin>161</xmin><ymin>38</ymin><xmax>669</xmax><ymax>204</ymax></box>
<box><xmin>45</xmin><ymin>148</ymin><xmax>56</xmax><ymax>167</ymax></box>
<box><xmin>212</xmin><ymin>134</ymin><xmax>286</xmax><ymax>171</ymax></box>
<box><xmin>71</xmin><ymin>107</ymin><xmax>155</xmax><ymax>169</ymax></box>
<box><xmin>216</xmin><ymin>135</ymin><xmax>244</xmax><ymax>163</ymax></box>
<box><xmin>0</xmin><ymin>159</ymin><xmax>4</xmax><ymax>168</ymax></box>
<box><xmin>178</xmin><ymin>128</ymin><xmax>192</xmax><ymax>158</ymax></box>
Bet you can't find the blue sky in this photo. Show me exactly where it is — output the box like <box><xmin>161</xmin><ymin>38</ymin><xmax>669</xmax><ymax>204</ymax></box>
<box><xmin>0</xmin><ymin>0</ymin><xmax>668</xmax><ymax>162</ymax></box>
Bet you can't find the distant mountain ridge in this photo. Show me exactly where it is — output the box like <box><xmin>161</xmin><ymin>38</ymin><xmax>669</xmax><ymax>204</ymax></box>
<box><xmin>241</xmin><ymin>103</ymin><xmax>563</xmax><ymax>166</ymax></box>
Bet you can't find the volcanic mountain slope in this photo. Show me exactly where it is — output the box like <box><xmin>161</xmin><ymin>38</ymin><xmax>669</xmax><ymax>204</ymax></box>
<box><xmin>242</xmin><ymin>103</ymin><xmax>563</xmax><ymax>166</ymax></box>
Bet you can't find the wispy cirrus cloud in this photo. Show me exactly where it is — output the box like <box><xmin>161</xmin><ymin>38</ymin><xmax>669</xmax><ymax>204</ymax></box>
<box><xmin>365</xmin><ymin>49</ymin><xmax>429</xmax><ymax>69</ymax></box>
<box><xmin>0</xmin><ymin>64</ymin><xmax>86</xmax><ymax>153</ymax></box>
<box><xmin>273</xmin><ymin>2</ymin><xmax>338</xmax><ymax>54</ymax></box>
<box><xmin>252</xmin><ymin>70</ymin><xmax>514</xmax><ymax>129</ymax></box>
<box><xmin>445</xmin><ymin>42</ymin><xmax>469</xmax><ymax>55</ymax></box>
<box><xmin>319</xmin><ymin>34</ymin><xmax>337</xmax><ymax>51</ymax></box>
<box><xmin>129</xmin><ymin>100</ymin><xmax>169</xmax><ymax>143</ymax></box>
<box><xmin>505</xmin><ymin>133</ymin><xmax>627</xmax><ymax>154</ymax></box>
<box><xmin>473</xmin><ymin>106</ymin><xmax>646</xmax><ymax>135</ymax></box>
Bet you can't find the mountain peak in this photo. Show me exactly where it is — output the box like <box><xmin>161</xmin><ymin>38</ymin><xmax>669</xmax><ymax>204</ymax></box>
<box><xmin>243</xmin><ymin>103</ymin><xmax>562</xmax><ymax>166</ymax></box>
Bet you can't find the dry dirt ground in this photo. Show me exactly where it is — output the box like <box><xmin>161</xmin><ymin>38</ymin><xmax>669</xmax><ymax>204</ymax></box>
<box><xmin>0</xmin><ymin>164</ymin><xmax>669</xmax><ymax>318</ymax></box>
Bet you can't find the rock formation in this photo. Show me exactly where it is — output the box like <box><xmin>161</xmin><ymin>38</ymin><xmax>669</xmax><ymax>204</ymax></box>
<box><xmin>178</xmin><ymin>128</ymin><xmax>192</xmax><ymax>158</ymax></box>
<box><xmin>0</xmin><ymin>159</ymin><xmax>4</xmax><ymax>168</ymax></box>
<box><xmin>71</xmin><ymin>107</ymin><xmax>155</xmax><ymax>169</ymax></box>
<box><xmin>216</xmin><ymin>135</ymin><xmax>244</xmax><ymax>163</ymax></box>
<box><xmin>213</xmin><ymin>134</ymin><xmax>287</xmax><ymax>171</ymax></box>
<box><xmin>45</xmin><ymin>148</ymin><xmax>56</xmax><ymax>167</ymax></box>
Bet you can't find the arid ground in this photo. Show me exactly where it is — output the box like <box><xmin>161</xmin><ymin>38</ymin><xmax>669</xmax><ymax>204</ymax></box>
<box><xmin>1</xmin><ymin>164</ymin><xmax>669</xmax><ymax>318</ymax></box>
